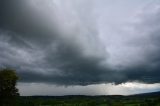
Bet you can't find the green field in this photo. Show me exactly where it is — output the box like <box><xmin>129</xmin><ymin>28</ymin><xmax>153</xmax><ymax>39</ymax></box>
<box><xmin>14</xmin><ymin>94</ymin><xmax>160</xmax><ymax>106</ymax></box>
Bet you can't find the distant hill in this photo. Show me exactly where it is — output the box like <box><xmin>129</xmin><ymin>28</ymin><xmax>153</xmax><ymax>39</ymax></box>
<box><xmin>131</xmin><ymin>91</ymin><xmax>160</xmax><ymax>97</ymax></box>
<box><xmin>26</xmin><ymin>91</ymin><xmax>160</xmax><ymax>98</ymax></box>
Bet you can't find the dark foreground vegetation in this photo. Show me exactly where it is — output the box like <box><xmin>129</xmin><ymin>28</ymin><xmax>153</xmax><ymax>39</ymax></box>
<box><xmin>14</xmin><ymin>91</ymin><xmax>160</xmax><ymax>106</ymax></box>
<box><xmin>0</xmin><ymin>68</ymin><xmax>19</xmax><ymax>106</ymax></box>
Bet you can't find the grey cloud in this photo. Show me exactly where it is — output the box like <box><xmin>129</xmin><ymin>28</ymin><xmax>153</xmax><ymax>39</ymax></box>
<box><xmin>0</xmin><ymin>0</ymin><xmax>160</xmax><ymax>86</ymax></box>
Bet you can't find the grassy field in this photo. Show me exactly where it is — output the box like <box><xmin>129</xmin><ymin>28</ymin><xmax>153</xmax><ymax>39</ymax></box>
<box><xmin>14</xmin><ymin>92</ymin><xmax>160</xmax><ymax>106</ymax></box>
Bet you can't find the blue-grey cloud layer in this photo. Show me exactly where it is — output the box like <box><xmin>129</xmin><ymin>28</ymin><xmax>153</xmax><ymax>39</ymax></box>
<box><xmin>0</xmin><ymin>0</ymin><xmax>160</xmax><ymax>85</ymax></box>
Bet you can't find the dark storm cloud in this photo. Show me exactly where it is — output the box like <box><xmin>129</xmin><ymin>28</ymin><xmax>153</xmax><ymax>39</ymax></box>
<box><xmin>0</xmin><ymin>0</ymin><xmax>160</xmax><ymax>85</ymax></box>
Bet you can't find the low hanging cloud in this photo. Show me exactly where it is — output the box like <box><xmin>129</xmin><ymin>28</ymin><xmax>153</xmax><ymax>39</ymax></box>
<box><xmin>0</xmin><ymin>0</ymin><xmax>160</xmax><ymax>85</ymax></box>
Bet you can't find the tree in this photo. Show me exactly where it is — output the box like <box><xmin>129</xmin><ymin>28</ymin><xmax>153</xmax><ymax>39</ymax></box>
<box><xmin>0</xmin><ymin>68</ymin><xmax>19</xmax><ymax>106</ymax></box>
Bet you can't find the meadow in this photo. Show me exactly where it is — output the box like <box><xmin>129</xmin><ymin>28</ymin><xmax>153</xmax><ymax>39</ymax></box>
<box><xmin>15</xmin><ymin>92</ymin><xmax>160</xmax><ymax>106</ymax></box>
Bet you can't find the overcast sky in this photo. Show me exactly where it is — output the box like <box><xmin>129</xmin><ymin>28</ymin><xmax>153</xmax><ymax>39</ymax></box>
<box><xmin>0</xmin><ymin>0</ymin><xmax>160</xmax><ymax>96</ymax></box>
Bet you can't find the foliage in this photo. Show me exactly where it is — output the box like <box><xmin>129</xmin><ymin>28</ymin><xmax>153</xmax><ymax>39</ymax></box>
<box><xmin>0</xmin><ymin>68</ymin><xmax>19</xmax><ymax>106</ymax></box>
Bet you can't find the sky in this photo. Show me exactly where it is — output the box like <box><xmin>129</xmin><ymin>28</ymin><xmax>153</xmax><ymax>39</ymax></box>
<box><xmin>0</xmin><ymin>0</ymin><xmax>160</xmax><ymax>96</ymax></box>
